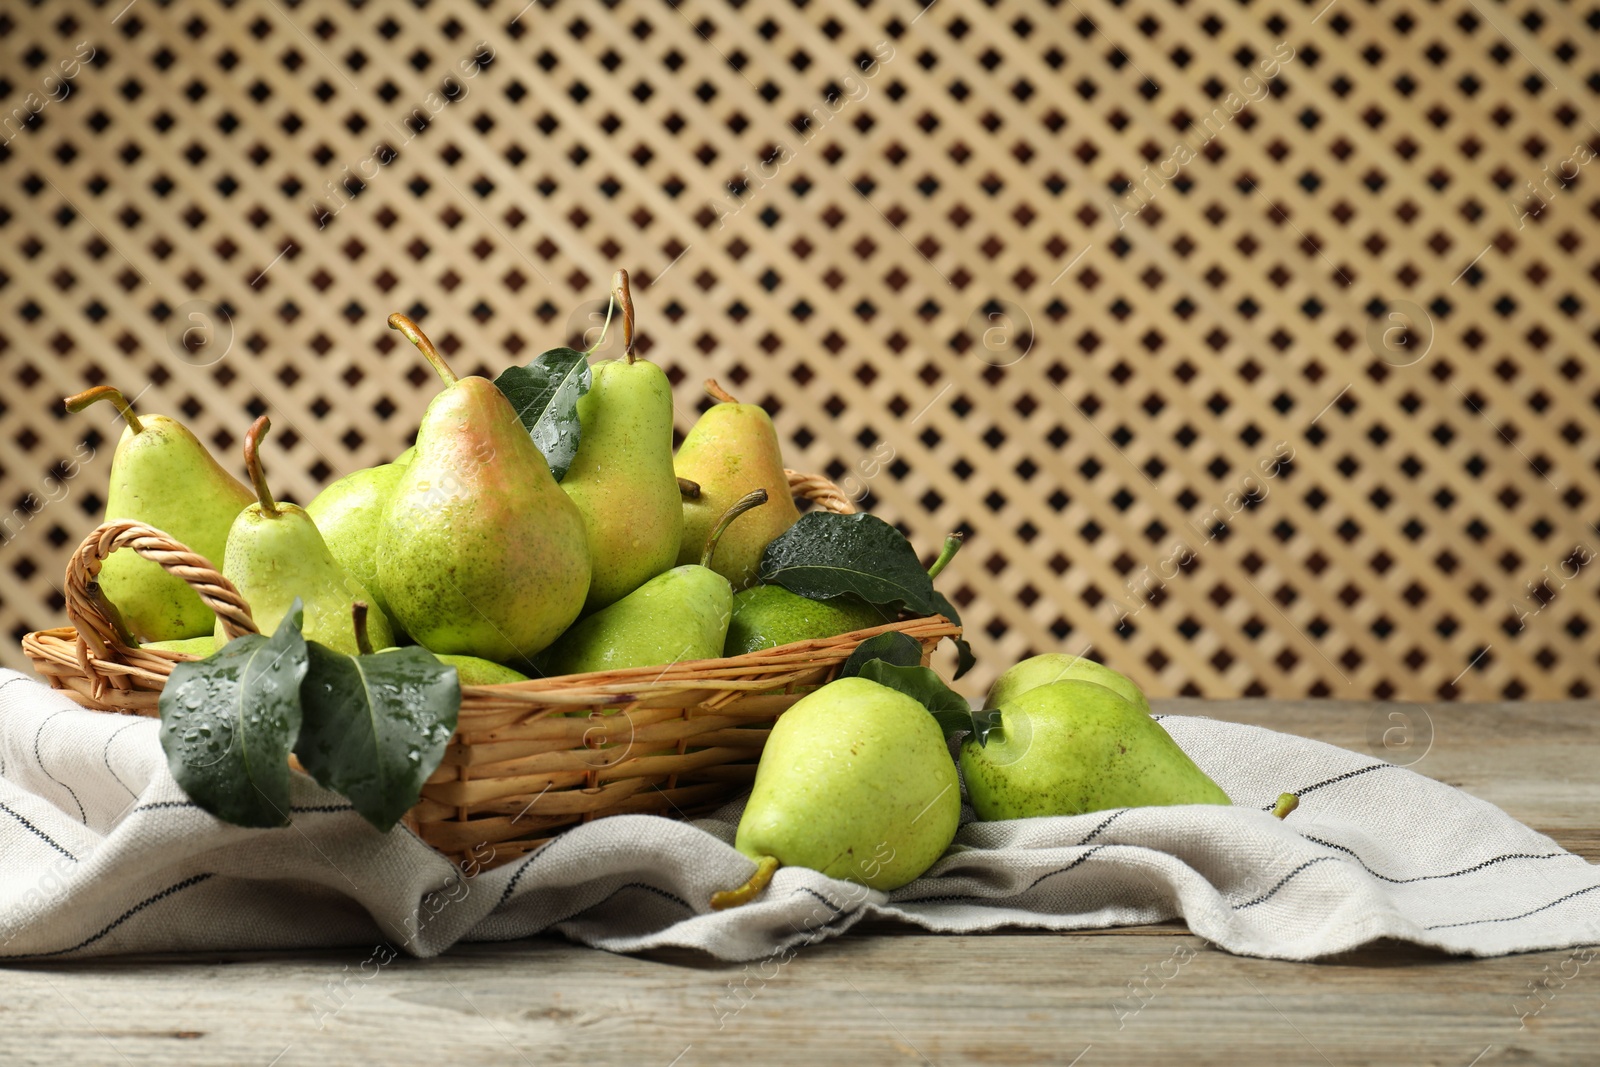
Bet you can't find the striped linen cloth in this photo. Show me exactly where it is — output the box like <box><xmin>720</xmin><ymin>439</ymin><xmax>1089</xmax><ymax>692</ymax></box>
<box><xmin>1</xmin><ymin>668</ymin><xmax>1595</xmax><ymax>961</ymax></box>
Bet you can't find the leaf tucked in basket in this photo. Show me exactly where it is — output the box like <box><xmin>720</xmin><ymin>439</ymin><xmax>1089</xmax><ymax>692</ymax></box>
<box><xmin>840</xmin><ymin>643</ymin><xmax>980</xmax><ymax>742</ymax></box>
<box><xmin>155</xmin><ymin>599</ymin><xmax>462</xmax><ymax>832</ymax></box>
<box><xmin>838</xmin><ymin>631</ymin><xmax>924</xmax><ymax>677</ymax></box>
<box><xmin>157</xmin><ymin>601</ymin><xmax>309</xmax><ymax>828</ymax></box>
<box><xmin>758</xmin><ymin>512</ymin><xmax>975</xmax><ymax>678</ymax></box>
<box><xmin>296</xmin><ymin>644</ymin><xmax>460</xmax><ymax>832</ymax></box>
<box><xmin>928</xmin><ymin>591</ymin><xmax>976</xmax><ymax>680</ymax></box>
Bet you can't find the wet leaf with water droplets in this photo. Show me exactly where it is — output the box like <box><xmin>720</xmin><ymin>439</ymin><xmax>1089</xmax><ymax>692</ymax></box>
<box><xmin>758</xmin><ymin>512</ymin><xmax>937</xmax><ymax>613</ymax></box>
<box><xmin>157</xmin><ymin>602</ymin><xmax>308</xmax><ymax>828</ymax></box>
<box><xmin>295</xmin><ymin>643</ymin><xmax>460</xmax><ymax>832</ymax></box>
<box><xmin>758</xmin><ymin>512</ymin><xmax>976</xmax><ymax>679</ymax></box>
<box><xmin>493</xmin><ymin>346</ymin><xmax>591</xmax><ymax>481</ymax></box>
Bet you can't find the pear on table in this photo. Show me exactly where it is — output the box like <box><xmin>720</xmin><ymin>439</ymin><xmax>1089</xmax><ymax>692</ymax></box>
<box><xmin>538</xmin><ymin>489</ymin><xmax>768</xmax><ymax>676</ymax></box>
<box><xmin>713</xmin><ymin>675</ymin><xmax>961</xmax><ymax>908</ymax></box>
<box><xmin>65</xmin><ymin>386</ymin><xmax>256</xmax><ymax>642</ymax></box>
<box><xmin>377</xmin><ymin>313</ymin><xmax>590</xmax><ymax>664</ymax></box>
<box><xmin>215</xmin><ymin>416</ymin><xmax>394</xmax><ymax>656</ymax></box>
<box><xmin>986</xmin><ymin>653</ymin><xmax>1151</xmax><ymax>714</ymax></box>
<box><xmin>560</xmin><ymin>270</ymin><xmax>683</xmax><ymax>612</ymax></box>
<box><xmin>961</xmin><ymin>679</ymin><xmax>1230</xmax><ymax>821</ymax></box>
<box><xmin>674</xmin><ymin>380</ymin><xmax>800</xmax><ymax>591</ymax></box>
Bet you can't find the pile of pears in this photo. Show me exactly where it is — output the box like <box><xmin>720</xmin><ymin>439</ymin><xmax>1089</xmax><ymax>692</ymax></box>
<box><xmin>66</xmin><ymin>273</ymin><xmax>888</xmax><ymax>682</ymax></box>
<box><xmin>64</xmin><ymin>273</ymin><xmax>1264</xmax><ymax>905</ymax></box>
<box><xmin>715</xmin><ymin>654</ymin><xmax>1240</xmax><ymax>908</ymax></box>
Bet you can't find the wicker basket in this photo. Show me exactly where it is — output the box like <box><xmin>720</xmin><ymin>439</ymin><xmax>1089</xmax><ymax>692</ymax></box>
<box><xmin>21</xmin><ymin>470</ymin><xmax>960</xmax><ymax>870</ymax></box>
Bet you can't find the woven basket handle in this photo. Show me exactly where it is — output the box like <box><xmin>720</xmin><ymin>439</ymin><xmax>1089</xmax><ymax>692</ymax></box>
<box><xmin>64</xmin><ymin>472</ymin><xmax>850</xmax><ymax>660</ymax></box>
<box><xmin>786</xmin><ymin>469</ymin><xmax>857</xmax><ymax>515</ymax></box>
<box><xmin>64</xmin><ymin>521</ymin><xmax>258</xmax><ymax>662</ymax></box>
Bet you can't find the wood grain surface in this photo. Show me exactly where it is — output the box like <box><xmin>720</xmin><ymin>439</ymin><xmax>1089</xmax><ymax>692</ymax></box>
<box><xmin>2</xmin><ymin>699</ymin><xmax>1595</xmax><ymax>1066</ymax></box>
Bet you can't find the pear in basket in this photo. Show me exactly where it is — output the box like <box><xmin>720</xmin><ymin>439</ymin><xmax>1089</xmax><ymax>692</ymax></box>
<box><xmin>142</xmin><ymin>635</ymin><xmax>216</xmax><ymax>657</ymax></box>
<box><xmin>430</xmin><ymin>654</ymin><xmax>528</xmax><ymax>685</ymax></box>
<box><xmin>674</xmin><ymin>380</ymin><xmax>800</xmax><ymax>590</ymax></box>
<box><xmin>64</xmin><ymin>386</ymin><xmax>256</xmax><ymax>642</ymax></box>
<box><xmin>559</xmin><ymin>271</ymin><xmax>683</xmax><ymax>612</ymax></box>
<box><xmin>377</xmin><ymin>313</ymin><xmax>590</xmax><ymax>664</ymax></box>
<box><xmin>216</xmin><ymin>417</ymin><xmax>394</xmax><ymax>656</ymax></box>
<box><xmin>537</xmin><ymin>490</ymin><xmax>769</xmax><ymax>676</ymax></box>
<box><xmin>722</xmin><ymin>528</ymin><xmax>963</xmax><ymax>656</ymax></box>
<box><xmin>374</xmin><ymin>645</ymin><xmax>528</xmax><ymax>685</ymax></box>
<box><xmin>306</xmin><ymin>445</ymin><xmax>413</xmax><ymax>634</ymax></box>
<box><xmin>712</xmin><ymin>675</ymin><xmax>961</xmax><ymax>908</ymax></box>
<box><xmin>723</xmin><ymin>585</ymin><xmax>890</xmax><ymax>656</ymax></box>
<box><xmin>961</xmin><ymin>680</ymin><xmax>1231</xmax><ymax>821</ymax></box>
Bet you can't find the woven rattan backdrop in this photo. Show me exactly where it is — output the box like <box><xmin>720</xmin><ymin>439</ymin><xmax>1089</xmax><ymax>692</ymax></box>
<box><xmin>2</xmin><ymin>0</ymin><xmax>1597</xmax><ymax>700</ymax></box>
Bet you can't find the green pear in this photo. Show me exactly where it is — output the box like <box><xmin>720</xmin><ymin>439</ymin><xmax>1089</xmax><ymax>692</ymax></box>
<box><xmin>437</xmin><ymin>654</ymin><xmax>528</xmax><ymax>685</ymax></box>
<box><xmin>65</xmin><ymin>386</ymin><xmax>256</xmax><ymax>642</ymax></box>
<box><xmin>216</xmin><ymin>417</ymin><xmax>394</xmax><ymax>656</ymax></box>
<box><xmin>723</xmin><ymin>585</ymin><xmax>891</xmax><ymax>657</ymax></box>
<box><xmin>379</xmin><ymin>649</ymin><xmax>528</xmax><ymax>685</ymax></box>
<box><xmin>561</xmin><ymin>274</ymin><xmax>683</xmax><ymax>612</ymax></box>
<box><xmin>961</xmin><ymin>680</ymin><xmax>1229</xmax><ymax>821</ymax></box>
<box><xmin>986</xmin><ymin>653</ymin><xmax>1150</xmax><ymax>714</ymax></box>
<box><xmin>306</xmin><ymin>459</ymin><xmax>407</xmax><ymax>627</ymax></box>
<box><xmin>537</xmin><ymin>491</ymin><xmax>767</xmax><ymax>676</ymax></box>
<box><xmin>141</xmin><ymin>635</ymin><xmax>216</xmax><ymax>657</ymax></box>
<box><xmin>718</xmin><ymin>676</ymin><xmax>960</xmax><ymax>903</ymax></box>
<box><xmin>675</xmin><ymin>380</ymin><xmax>800</xmax><ymax>590</ymax></box>
<box><xmin>377</xmin><ymin>314</ymin><xmax>590</xmax><ymax>663</ymax></box>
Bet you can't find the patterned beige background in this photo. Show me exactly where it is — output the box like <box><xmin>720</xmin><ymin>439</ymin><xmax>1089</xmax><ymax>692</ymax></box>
<box><xmin>2</xmin><ymin>0</ymin><xmax>1597</xmax><ymax>700</ymax></box>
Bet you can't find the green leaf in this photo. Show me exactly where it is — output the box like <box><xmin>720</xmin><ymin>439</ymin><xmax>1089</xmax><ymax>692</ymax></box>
<box><xmin>760</xmin><ymin>512</ymin><xmax>977</xmax><ymax>678</ymax></box>
<box><xmin>929</xmin><ymin>590</ymin><xmax>975</xmax><ymax>681</ymax></box>
<box><xmin>493</xmin><ymin>347</ymin><xmax>592</xmax><ymax>481</ymax></box>
<box><xmin>839</xmin><ymin>631</ymin><xmax>925</xmax><ymax>679</ymax></box>
<box><xmin>759</xmin><ymin>512</ymin><xmax>939</xmax><ymax>615</ymax></box>
<box><xmin>158</xmin><ymin>602</ymin><xmax>308</xmax><ymax>828</ymax></box>
<box><xmin>856</xmin><ymin>659</ymin><xmax>975</xmax><ymax>741</ymax></box>
<box><xmin>970</xmin><ymin>708</ymin><xmax>1003</xmax><ymax>748</ymax></box>
<box><xmin>295</xmin><ymin>644</ymin><xmax>461</xmax><ymax>832</ymax></box>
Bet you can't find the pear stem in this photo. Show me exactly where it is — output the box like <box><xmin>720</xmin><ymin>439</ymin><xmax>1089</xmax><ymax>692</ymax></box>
<box><xmin>710</xmin><ymin>855</ymin><xmax>780</xmax><ymax>911</ymax></box>
<box><xmin>64</xmin><ymin>386</ymin><xmax>145</xmax><ymax>434</ymax></box>
<box><xmin>352</xmin><ymin>602</ymin><xmax>375</xmax><ymax>656</ymax></box>
<box><xmin>612</xmin><ymin>268</ymin><xmax>635</xmax><ymax>362</ymax></box>
<box><xmin>244</xmin><ymin>415</ymin><xmax>279</xmax><ymax>517</ymax></box>
<box><xmin>1271</xmin><ymin>793</ymin><xmax>1299</xmax><ymax>820</ymax></box>
<box><xmin>701</xmin><ymin>488</ymin><xmax>767</xmax><ymax>569</ymax></box>
<box><xmin>704</xmin><ymin>378</ymin><xmax>738</xmax><ymax>404</ymax></box>
<box><xmin>677</xmin><ymin>476</ymin><xmax>702</xmax><ymax>499</ymax></box>
<box><xmin>926</xmin><ymin>532</ymin><xmax>964</xmax><ymax>580</ymax></box>
<box><xmin>387</xmin><ymin>313</ymin><xmax>457</xmax><ymax>385</ymax></box>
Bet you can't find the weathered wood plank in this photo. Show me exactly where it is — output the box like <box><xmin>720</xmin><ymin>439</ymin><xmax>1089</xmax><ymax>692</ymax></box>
<box><xmin>1</xmin><ymin>700</ymin><xmax>1595</xmax><ymax>1066</ymax></box>
<box><xmin>2</xmin><ymin>932</ymin><xmax>1593</xmax><ymax>1066</ymax></box>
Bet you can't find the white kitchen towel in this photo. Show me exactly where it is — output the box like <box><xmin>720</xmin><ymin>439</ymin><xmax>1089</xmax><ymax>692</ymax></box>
<box><xmin>1</xmin><ymin>668</ymin><xmax>1596</xmax><ymax>962</ymax></box>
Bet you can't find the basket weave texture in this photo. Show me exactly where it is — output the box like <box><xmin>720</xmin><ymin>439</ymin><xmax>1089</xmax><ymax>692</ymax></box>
<box><xmin>21</xmin><ymin>471</ymin><xmax>959</xmax><ymax>869</ymax></box>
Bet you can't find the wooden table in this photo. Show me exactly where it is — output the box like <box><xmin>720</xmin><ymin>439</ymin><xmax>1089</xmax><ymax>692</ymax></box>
<box><xmin>3</xmin><ymin>700</ymin><xmax>1596</xmax><ymax>1066</ymax></box>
